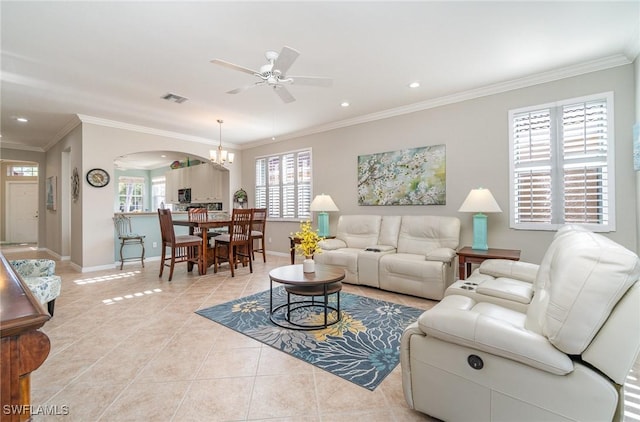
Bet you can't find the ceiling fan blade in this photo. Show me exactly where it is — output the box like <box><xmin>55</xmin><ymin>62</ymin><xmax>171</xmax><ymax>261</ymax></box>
<box><xmin>227</xmin><ymin>81</ymin><xmax>264</xmax><ymax>94</ymax></box>
<box><xmin>289</xmin><ymin>76</ymin><xmax>333</xmax><ymax>87</ymax></box>
<box><xmin>273</xmin><ymin>85</ymin><xmax>295</xmax><ymax>103</ymax></box>
<box><xmin>210</xmin><ymin>59</ymin><xmax>258</xmax><ymax>76</ymax></box>
<box><xmin>274</xmin><ymin>46</ymin><xmax>299</xmax><ymax>75</ymax></box>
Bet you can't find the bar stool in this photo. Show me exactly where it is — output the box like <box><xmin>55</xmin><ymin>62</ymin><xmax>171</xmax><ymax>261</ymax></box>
<box><xmin>113</xmin><ymin>214</ymin><xmax>145</xmax><ymax>270</ymax></box>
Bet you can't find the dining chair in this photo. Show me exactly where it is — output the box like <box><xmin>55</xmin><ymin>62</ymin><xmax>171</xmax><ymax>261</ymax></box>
<box><xmin>157</xmin><ymin>208</ymin><xmax>203</xmax><ymax>281</ymax></box>
<box><xmin>188</xmin><ymin>208</ymin><xmax>217</xmax><ymax>247</ymax></box>
<box><xmin>250</xmin><ymin>208</ymin><xmax>267</xmax><ymax>262</ymax></box>
<box><xmin>213</xmin><ymin>208</ymin><xmax>253</xmax><ymax>277</ymax></box>
<box><xmin>113</xmin><ymin>214</ymin><xmax>145</xmax><ymax>270</ymax></box>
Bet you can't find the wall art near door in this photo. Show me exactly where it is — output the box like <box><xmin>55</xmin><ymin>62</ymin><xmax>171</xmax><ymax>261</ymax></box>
<box><xmin>358</xmin><ymin>144</ymin><xmax>446</xmax><ymax>206</ymax></box>
<box><xmin>46</xmin><ymin>176</ymin><xmax>57</xmax><ymax>211</ymax></box>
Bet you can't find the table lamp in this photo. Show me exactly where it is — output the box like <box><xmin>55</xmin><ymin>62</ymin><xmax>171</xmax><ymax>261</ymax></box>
<box><xmin>309</xmin><ymin>194</ymin><xmax>339</xmax><ymax>237</ymax></box>
<box><xmin>458</xmin><ymin>188</ymin><xmax>502</xmax><ymax>251</ymax></box>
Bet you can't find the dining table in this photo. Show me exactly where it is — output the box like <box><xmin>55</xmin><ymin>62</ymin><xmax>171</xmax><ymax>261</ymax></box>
<box><xmin>172</xmin><ymin>219</ymin><xmax>231</xmax><ymax>275</ymax></box>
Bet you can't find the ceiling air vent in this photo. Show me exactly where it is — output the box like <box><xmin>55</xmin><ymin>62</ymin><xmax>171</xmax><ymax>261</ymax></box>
<box><xmin>162</xmin><ymin>93</ymin><xmax>188</xmax><ymax>104</ymax></box>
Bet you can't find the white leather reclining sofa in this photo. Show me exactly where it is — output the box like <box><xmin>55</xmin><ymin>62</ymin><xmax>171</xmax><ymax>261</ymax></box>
<box><xmin>314</xmin><ymin>214</ymin><xmax>460</xmax><ymax>300</ymax></box>
<box><xmin>401</xmin><ymin>225</ymin><xmax>640</xmax><ymax>421</ymax></box>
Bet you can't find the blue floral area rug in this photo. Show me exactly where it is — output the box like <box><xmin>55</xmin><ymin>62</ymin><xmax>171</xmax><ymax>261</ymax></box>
<box><xmin>195</xmin><ymin>287</ymin><xmax>424</xmax><ymax>390</ymax></box>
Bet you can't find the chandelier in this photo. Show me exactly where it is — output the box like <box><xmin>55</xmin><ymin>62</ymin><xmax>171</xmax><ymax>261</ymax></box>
<box><xmin>209</xmin><ymin>119</ymin><xmax>234</xmax><ymax>165</ymax></box>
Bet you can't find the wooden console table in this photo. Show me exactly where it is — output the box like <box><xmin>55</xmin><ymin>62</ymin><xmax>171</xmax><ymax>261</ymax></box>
<box><xmin>0</xmin><ymin>253</ymin><xmax>51</xmax><ymax>422</ymax></box>
<box><xmin>457</xmin><ymin>246</ymin><xmax>521</xmax><ymax>280</ymax></box>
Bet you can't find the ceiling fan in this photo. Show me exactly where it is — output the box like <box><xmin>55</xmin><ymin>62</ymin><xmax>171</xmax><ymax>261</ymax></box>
<box><xmin>211</xmin><ymin>46</ymin><xmax>332</xmax><ymax>103</ymax></box>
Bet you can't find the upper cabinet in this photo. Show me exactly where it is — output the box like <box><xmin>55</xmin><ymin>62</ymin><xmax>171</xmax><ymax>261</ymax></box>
<box><xmin>165</xmin><ymin>163</ymin><xmax>229</xmax><ymax>206</ymax></box>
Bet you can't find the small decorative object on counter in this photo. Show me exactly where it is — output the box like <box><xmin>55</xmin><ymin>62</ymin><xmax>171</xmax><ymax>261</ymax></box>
<box><xmin>292</xmin><ymin>220</ymin><xmax>323</xmax><ymax>273</ymax></box>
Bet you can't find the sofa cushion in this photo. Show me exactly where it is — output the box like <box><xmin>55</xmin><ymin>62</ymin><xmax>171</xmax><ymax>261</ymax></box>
<box><xmin>336</xmin><ymin>215</ymin><xmax>382</xmax><ymax>249</ymax></box>
<box><xmin>318</xmin><ymin>238</ymin><xmax>347</xmax><ymax>250</ymax></box>
<box><xmin>418</xmin><ymin>296</ymin><xmax>574</xmax><ymax>375</ymax></box>
<box><xmin>526</xmin><ymin>227</ymin><xmax>640</xmax><ymax>354</ymax></box>
<box><xmin>476</xmin><ymin>278</ymin><xmax>533</xmax><ymax>304</ymax></box>
<box><xmin>479</xmin><ymin>259</ymin><xmax>538</xmax><ymax>284</ymax></box>
<box><xmin>397</xmin><ymin>216</ymin><xmax>460</xmax><ymax>255</ymax></box>
<box><xmin>379</xmin><ymin>215</ymin><xmax>402</xmax><ymax>248</ymax></box>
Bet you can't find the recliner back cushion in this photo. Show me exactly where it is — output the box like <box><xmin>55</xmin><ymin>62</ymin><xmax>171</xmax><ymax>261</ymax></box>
<box><xmin>397</xmin><ymin>216</ymin><xmax>460</xmax><ymax>255</ymax></box>
<box><xmin>379</xmin><ymin>215</ymin><xmax>402</xmax><ymax>248</ymax></box>
<box><xmin>336</xmin><ymin>215</ymin><xmax>382</xmax><ymax>249</ymax></box>
<box><xmin>526</xmin><ymin>227</ymin><xmax>640</xmax><ymax>355</ymax></box>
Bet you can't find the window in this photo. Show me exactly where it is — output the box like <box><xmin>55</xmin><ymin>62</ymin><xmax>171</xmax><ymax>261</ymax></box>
<box><xmin>509</xmin><ymin>92</ymin><xmax>614</xmax><ymax>232</ymax></box>
<box><xmin>151</xmin><ymin>176</ymin><xmax>169</xmax><ymax>211</ymax></box>
<box><xmin>118</xmin><ymin>176</ymin><xmax>145</xmax><ymax>212</ymax></box>
<box><xmin>7</xmin><ymin>165</ymin><xmax>38</xmax><ymax>176</ymax></box>
<box><xmin>255</xmin><ymin>149</ymin><xmax>312</xmax><ymax>220</ymax></box>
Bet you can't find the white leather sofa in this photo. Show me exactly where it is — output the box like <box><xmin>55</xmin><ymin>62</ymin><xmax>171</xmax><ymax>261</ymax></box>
<box><xmin>443</xmin><ymin>224</ymin><xmax>587</xmax><ymax>312</ymax></box>
<box><xmin>314</xmin><ymin>214</ymin><xmax>460</xmax><ymax>300</ymax></box>
<box><xmin>401</xmin><ymin>226</ymin><xmax>640</xmax><ymax>421</ymax></box>
<box><xmin>445</xmin><ymin>258</ymin><xmax>539</xmax><ymax>312</ymax></box>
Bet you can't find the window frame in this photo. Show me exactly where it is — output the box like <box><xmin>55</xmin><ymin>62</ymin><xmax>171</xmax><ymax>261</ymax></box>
<box><xmin>118</xmin><ymin>176</ymin><xmax>145</xmax><ymax>213</ymax></box>
<box><xmin>7</xmin><ymin>165</ymin><xmax>38</xmax><ymax>177</ymax></box>
<box><xmin>508</xmin><ymin>92</ymin><xmax>615</xmax><ymax>232</ymax></box>
<box><xmin>255</xmin><ymin>148</ymin><xmax>313</xmax><ymax>221</ymax></box>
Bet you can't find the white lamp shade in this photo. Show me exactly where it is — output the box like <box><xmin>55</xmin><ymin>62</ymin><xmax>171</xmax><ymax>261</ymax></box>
<box><xmin>309</xmin><ymin>194</ymin><xmax>339</xmax><ymax>212</ymax></box>
<box><xmin>458</xmin><ymin>188</ymin><xmax>502</xmax><ymax>213</ymax></box>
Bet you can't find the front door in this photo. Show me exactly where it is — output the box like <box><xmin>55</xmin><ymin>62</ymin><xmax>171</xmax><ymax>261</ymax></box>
<box><xmin>6</xmin><ymin>181</ymin><xmax>38</xmax><ymax>243</ymax></box>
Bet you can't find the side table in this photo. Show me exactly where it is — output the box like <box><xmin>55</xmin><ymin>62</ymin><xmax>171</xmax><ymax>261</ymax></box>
<box><xmin>289</xmin><ymin>235</ymin><xmax>335</xmax><ymax>265</ymax></box>
<box><xmin>457</xmin><ymin>247</ymin><xmax>521</xmax><ymax>280</ymax></box>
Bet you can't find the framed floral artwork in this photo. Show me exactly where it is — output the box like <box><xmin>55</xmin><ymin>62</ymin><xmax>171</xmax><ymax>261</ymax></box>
<box><xmin>358</xmin><ymin>144</ymin><xmax>446</xmax><ymax>206</ymax></box>
<box><xmin>46</xmin><ymin>176</ymin><xmax>57</xmax><ymax>211</ymax></box>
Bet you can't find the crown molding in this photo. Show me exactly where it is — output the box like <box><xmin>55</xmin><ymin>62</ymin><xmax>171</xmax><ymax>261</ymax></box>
<box><xmin>0</xmin><ymin>140</ymin><xmax>45</xmax><ymax>152</ymax></box>
<box><xmin>43</xmin><ymin>116</ymin><xmax>82</xmax><ymax>151</ymax></box>
<box><xmin>243</xmin><ymin>54</ymin><xmax>632</xmax><ymax>149</ymax></box>
<box><xmin>76</xmin><ymin>114</ymin><xmax>240</xmax><ymax>149</ymax></box>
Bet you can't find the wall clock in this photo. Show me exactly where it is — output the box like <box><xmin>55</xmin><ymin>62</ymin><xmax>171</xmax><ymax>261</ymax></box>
<box><xmin>71</xmin><ymin>168</ymin><xmax>80</xmax><ymax>202</ymax></box>
<box><xmin>86</xmin><ymin>168</ymin><xmax>110</xmax><ymax>188</ymax></box>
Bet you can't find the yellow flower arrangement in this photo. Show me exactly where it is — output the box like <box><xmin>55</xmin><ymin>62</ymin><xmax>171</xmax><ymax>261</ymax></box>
<box><xmin>293</xmin><ymin>220</ymin><xmax>323</xmax><ymax>258</ymax></box>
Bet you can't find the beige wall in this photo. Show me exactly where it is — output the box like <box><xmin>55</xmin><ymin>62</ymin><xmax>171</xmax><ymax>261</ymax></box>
<box><xmin>243</xmin><ymin>64</ymin><xmax>638</xmax><ymax>263</ymax></box>
<box><xmin>77</xmin><ymin>123</ymin><xmax>241</xmax><ymax>269</ymax></box>
<box><xmin>1</xmin><ymin>63</ymin><xmax>637</xmax><ymax>269</ymax></box>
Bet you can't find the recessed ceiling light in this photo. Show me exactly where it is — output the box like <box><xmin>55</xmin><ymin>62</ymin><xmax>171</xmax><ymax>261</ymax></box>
<box><xmin>340</xmin><ymin>101</ymin><xmax>350</xmax><ymax>107</ymax></box>
<box><xmin>160</xmin><ymin>154</ymin><xmax>167</xmax><ymax>158</ymax></box>
<box><xmin>409</xmin><ymin>82</ymin><xmax>420</xmax><ymax>89</ymax></box>
<box><xmin>15</xmin><ymin>117</ymin><xmax>28</xmax><ymax>123</ymax></box>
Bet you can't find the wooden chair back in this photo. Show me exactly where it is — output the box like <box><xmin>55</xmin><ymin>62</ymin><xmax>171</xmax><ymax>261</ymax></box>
<box><xmin>188</xmin><ymin>208</ymin><xmax>209</xmax><ymax>235</ymax></box>
<box><xmin>251</xmin><ymin>208</ymin><xmax>267</xmax><ymax>262</ymax></box>
<box><xmin>251</xmin><ymin>208</ymin><xmax>267</xmax><ymax>236</ymax></box>
<box><xmin>229</xmin><ymin>208</ymin><xmax>253</xmax><ymax>242</ymax></box>
<box><xmin>158</xmin><ymin>208</ymin><xmax>176</xmax><ymax>244</ymax></box>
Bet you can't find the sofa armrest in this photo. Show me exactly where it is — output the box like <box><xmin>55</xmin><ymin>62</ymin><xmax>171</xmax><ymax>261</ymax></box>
<box><xmin>418</xmin><ymin>295</ymin><xmax>573</xmax><ymax>375</ymax></box>
<box><xmin>425</xmin><ymin>247</ymin><xmax>457</xmax><ymax>263</ymax></box>
<box><xmin>318</xmin><ymin>238</ymin><xmax>347</xmax><ymax>250</ymax></box>
<box><xmin>401</xmin><ymin>321</ymin><xmax>425</xmax><ymax>409</ymax></box>
<box><xmin>479</xmin><ymin>259</ymin><xmax>539</xmax><ymax>283</ymax></box>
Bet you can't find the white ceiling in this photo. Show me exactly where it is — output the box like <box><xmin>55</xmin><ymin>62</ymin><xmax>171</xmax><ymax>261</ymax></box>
<box><xmin>2</xmin><ymin>1</ymin><xmax>639</xmax><ymax>167</ymax></box>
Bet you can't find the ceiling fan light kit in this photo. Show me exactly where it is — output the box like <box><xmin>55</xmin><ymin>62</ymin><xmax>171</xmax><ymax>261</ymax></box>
<box><xmin>211</xmin><ymin>46</ymin><xmax>332</xmax><ymax>103</ymax></box>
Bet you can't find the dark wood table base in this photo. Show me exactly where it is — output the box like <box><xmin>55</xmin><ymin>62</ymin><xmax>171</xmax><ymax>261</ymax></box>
<box><xmin>269</xmin><ymin>264</ymin><xmax>345</xmax><ymax>331</ymax></box>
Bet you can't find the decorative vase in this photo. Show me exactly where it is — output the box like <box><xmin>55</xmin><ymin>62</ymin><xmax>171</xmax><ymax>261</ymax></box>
<box><xmin>303</xmin><ymin>257</ymin><xmax>315</xmax><ymax>273</ymax></box>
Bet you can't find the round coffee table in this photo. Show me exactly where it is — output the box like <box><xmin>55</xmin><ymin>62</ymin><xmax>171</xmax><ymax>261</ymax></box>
<box><xmin>269</xmin><ymin>264</ymin><xmax>345</xmax><ymax>330</ymax></box>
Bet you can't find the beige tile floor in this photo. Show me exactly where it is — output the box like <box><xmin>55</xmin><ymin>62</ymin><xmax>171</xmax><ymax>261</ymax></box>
<box><xmin>2</xmin><ymin>246</ymin><xmax>639</xmax><ymax>421</ymax></box>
